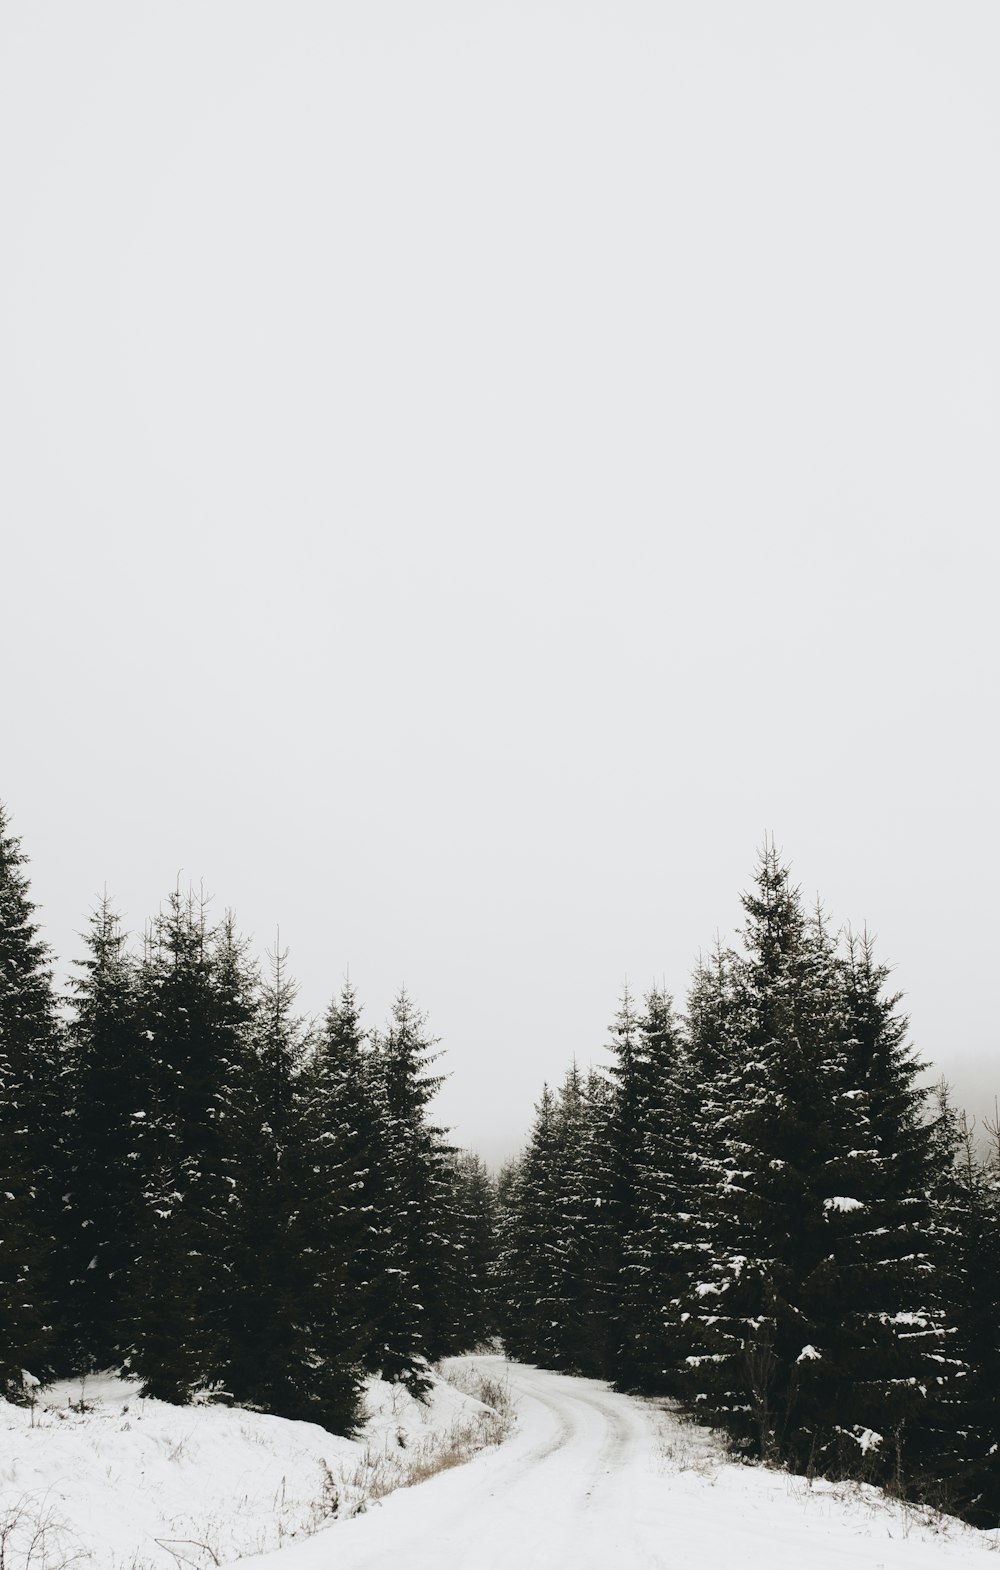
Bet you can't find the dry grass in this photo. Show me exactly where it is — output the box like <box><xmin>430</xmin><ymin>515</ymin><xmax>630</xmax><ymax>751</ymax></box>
<box><xmin>0</xmin><ymin>1495</ymin><xmax>86</xmax><ymax>1570</ymax></box>
<box><xmin>0</xmin><ymin>1367</ymin><xmax>518</xmax><ymax>1568</ymax></box>
<box><xmin>339</xmin><ymin>1363</ymin><xmax>516</xmax><ymax>1517</ymax></box>
<box><xmin>655</xmin><ymin>1401</ymin><xmax>730</xmax><ymax>1478</ymax></box>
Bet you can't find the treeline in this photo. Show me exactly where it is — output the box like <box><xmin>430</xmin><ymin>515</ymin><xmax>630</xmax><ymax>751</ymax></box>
<box><xmin>6</xmin><ymin>802</ymin><xmax>999</xmax><ymax>1525</ymax></box>
<box><xmin>495</xmin><ymin>846</ymin><xmax>1000</xmax><ymax>1526</ymax></box>
<box><xmin>0</xmin><ymin>803</ymin><xmax>496</xmax><ymax>1432</ymax></box>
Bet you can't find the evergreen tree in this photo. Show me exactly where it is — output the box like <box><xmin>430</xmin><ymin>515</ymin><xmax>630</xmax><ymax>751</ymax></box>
<box><xmin>56</xmin><ymin>898</ymin><xmax>149</xmax><ymax>1374</ymax></box>
<box><xmin>127</xmin><ymin>890</ymin><xmax>244</xmax><ymax>1401</ymax></box>
<box><xmin>677</xmin><ymin>853</ymin><xmax>951</xmax><ymax>1481</ymax></box>
<box><xmin>546</xmin><ymin>1061</ymin><xmax>597</xmax><ymax>1372</ymax></box>
<box><xmin>915</xmin><ymin>1097</ymin><xmax>1000</xmax><ymax>1522</ymax></box>
<box><xmin>675</xmin><ymin>854</ymin><xmax>854</xmax><ymax>1457</ymax></box>
<box><xmin>574</xmin><ymin>1067</ymin><xmax>619</xmax><ymax>1375</ymax></box>
<box><xmin>282</xmin><ymin>976</ymin><xmax>381</xmax><ymax>1428</ymax></box>
<box><xmin>222</xmin><ymin>935</ymin><xmax>317</xmax><ymax>1420</ymax></box>
<box><xmin>805</xmin><ymin>931</ymin><xmax>953</xmax><ymax>1487</ymax></box>
<box><xmin>496</xmin><ymin>1084</ymin><xmax>563</xmax><ymax>1363</ymax></box>
<box><xmin>497</xmin><ymin>1066</ymin><xmax>615</xmax><ymax>1375</ymax></box>
<box><xmin>449</xmin><ymin>1151</ymin><xmax>500</xmax><ymax>1348</ymax></box>
<box><xmin>617</xmin><ymin>986</ymin><xmax>692</xmax><ymax>1393</ymax></box>
<box><xmin>0</xmin><ymin>804</ymin><xmax>62</xmax><ymax>1395</ymax></box>
<box><xmin>492</xmin><ymin>1154</ymin><xmax>527</xmax><ymax>1354</ymax></box>
<box><xmin>602</xmin><ymin>987</ymin><xmax>643</xmax><ymax>1383</ymax></box>
<box><xmin>368</xmin><ymin>990</ymin><xmax>455</xmax><ymax>1387</ymax></box>
<box><xmin>659</xmin><ymin>942</ymin><xmax>738</xmax><ymax>1393</ymax></box>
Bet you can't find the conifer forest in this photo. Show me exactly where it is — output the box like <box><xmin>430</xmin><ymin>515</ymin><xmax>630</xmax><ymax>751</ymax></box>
<box><xmin>2</xmin><ymin>801</ymin><xmax>998</xmax><ymax>1528</ymax></box>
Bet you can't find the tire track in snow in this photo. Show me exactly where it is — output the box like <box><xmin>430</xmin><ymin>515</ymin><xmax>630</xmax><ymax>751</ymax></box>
<box><xmin>233</xmin><ymin>1358</ymin><xmax>669</xmax><ymax>1570</ymax></box>
<box><xmin>228</xmin><ymin>1359</ymin><xmax>992</xmax><ymax>1570</ymax></box>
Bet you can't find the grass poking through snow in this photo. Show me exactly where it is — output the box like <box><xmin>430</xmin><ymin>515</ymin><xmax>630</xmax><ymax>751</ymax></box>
<box><xmin>343</xmin><ymin>1361</ymin><xmax>516</xmax><ymax>1513</ymax></box>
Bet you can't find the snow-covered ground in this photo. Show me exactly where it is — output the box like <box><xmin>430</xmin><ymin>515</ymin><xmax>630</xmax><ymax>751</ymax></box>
<box><xmin>241</xmin><ymin>1359</ymin><xmax>996</xmax><ymax>1570</ymax></box>
<box><xmin>0</xmin><ymin>1365</ymin><xmax>499</xmax><ymax>1570</ymax></box>
<box><xmin>2</xmin><ymin>1358</ymin><xmax>997</xmax><ymax>1570</ymax></box>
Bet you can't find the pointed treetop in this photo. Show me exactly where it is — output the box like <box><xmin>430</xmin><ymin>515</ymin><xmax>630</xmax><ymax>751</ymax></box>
<box><xmin>0</xmin><ymin>800</ymin><xmax>55</xmax><ymax>1014</ymax></box>
<box><xmin>739</xmin><ymin>840</ymin><xmax>805</xmax><ymax>976</ymax></box>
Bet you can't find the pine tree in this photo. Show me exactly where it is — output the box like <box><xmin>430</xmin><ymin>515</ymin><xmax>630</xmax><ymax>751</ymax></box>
<box><xmin>0</xmin><ymin>804</ymin><xmax>62</xmax><ymax>1395</ymax></box>
<box><xmin>368</xmin><ymin>990</ymin><xmax>455</xmax><ymax>1388</ymax></box>
<box><xmin>127</xmin><ymin>890</ymin><xmax>244</xmax><ymax>1401</ymax></box>
<box><xmin>282</xmin><ymin>977</ymin><xmax>381</xmax><ymax>1429</ymax></box>
<box><xmin>546</xmin><ymin>1061</ymin><xmax>595</xmax><ymax>1372</ymax></box>
<box><xmin>492</xmin><ymin>1155</ymin><xmax>526</xmax><ymax>1355</ymax></box>
<box><xmin>602</xmin><ymin>987</ymin><xmax>643</xmax><ymax>1383</ymax></box>
<box><xmin>677</xmin><ymin>848</ymin><xmax>852</xmax><ymax>1458</ymax></box>
<box><xmin>969</xmin><ymin>1112</ymin><xmax>1000</xmax><ymax>1524</ymax></box>
<box><xmin>574</xmin><ymin>1067</ymin><xmax>619</xmax><ymax>1375</ymax></box>
<box><xmin>496</xmin><ymin>1066</ymin><xmax>616</xmax><ymax>1376</ymax></box>
<box><xmin>803</xmin><ymin>931</ymin><xmax>953</xmax><ymax>1486</ymax></box>
<box><xmin>917</xmin><ymin>1101</ymin><xmax>1000</xmax><ymax>1522</ymax></box>
<box><xmin>660</xmin><ymin>941</ymin><xmax>738</xmax><ymax>1397</ymax></box>
<box><xmin>677</xmin><ymin>852</ymin><xmax>952</xmax><ymax>1481</ymax></box>
<box><xmin>496</xmin><ymin>1084</ymin><xmax>563</xmax><ymax>1363</ymax></box>
<box><xmin>449</xmin><ymin>1151</ymin><xmax>500</xmax><ymax>1347</ymax></box>
<box><xmin>56</xmin><ymin>897</ymin><xmax>150</xmax><ymax>1374</ymax></box>
<box><xmin>617</xmin><ymin>986</ymin><xmax>692</xmax><ymax>1393</ymax></box>
<box><xmin>222</xmin><ymin>934</ymin><xmax>318</xmax><ymax>1420</ymax></box>
<box><xmin>208</xmin><ymin>912</ymin><xmax>266</xmax><ymax>1401</ymax></box>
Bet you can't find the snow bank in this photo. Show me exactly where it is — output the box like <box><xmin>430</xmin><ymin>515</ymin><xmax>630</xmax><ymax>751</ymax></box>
<box><xmin>0</xmin><ymin>1369</ymin><xmax>493</xmax><ymax>1570</ymax></box>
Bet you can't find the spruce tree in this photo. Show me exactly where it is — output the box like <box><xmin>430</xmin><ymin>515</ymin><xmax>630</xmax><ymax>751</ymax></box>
<box><xmin>546</xmin><ymin>1062</ymin><xmax>596</xmax><ymax>1372</ymax></box>
<box><xmin>0</xmin><ymin>804</ymin><xmax>62</xmax><ymax>1395</ymax></box>
<box><xmin>492</xmin><ymin>1154</ymin><xmax>527</xmax><ymax>1356</ymax></box>
<box><xmin>368</xmin><ymin>990</ymin><xmax>457</xmax><ymax>1387</ymax></box>
<box><xmin>603</xmin><ymin>987</ymin><xmax>643</xmax><ymax>1384</ymax></box>
<box><xmin>497</xmin><ymin>1066</ymin><xmax>615</xmax><ymax>1375</ymax></box>
<box><xmin>56</xmin><ymin>897</ymin><xmax>149</xmax><ymax>1374</ymax></box>
<box><xmin>127</xmin><ymin>890</ymin><xmax>244</xmax><ymax>1401</ymax></box>
<box><xmin>617</xmin><ymin>986</ymin><xmax>692</xmax><ymax>1393</ymax></box>
<box><xmin>916</xmin><ymin>1105</ymin><xmax>992</xmax><ymax>1519</ymax></box>
<box><xmin>679</xmin><ymin>853</ymin><xmax>952</xmax><ymax>1481</ymax></box>
<box><xmin>575</xmin><ymin>1067</ymin><xmax>619</xmax><ymax>1375</ymax></box>
<box><xmin>282</xmin><ymin>977</ymin><xmax>380</xmax><ymax>1429</ymax></box>
<box><xmin>449</xmin><ymin>1151</ymin><xmax>500</xmax><ymax>1348</ymax></box>
<box><xmin>661</xmin><ymin>942</ymin><xmax>738</xmax><ymax>1395</ymax></box>
<box><xmin>804</xmin><ymin>931</ymin><xmax>953</xmax><ymax>1486</ymax></box>
<box><xmin>677</xmin><ymin>849</ymin><xmax>852</xmax><ymax>1458</ymax></box>
<box><xmin>221</xmin><ymin>935</ymin><xmax>320</xmax><ymax>1421</ymax></box>
<box><xmin>496</xmin><ymin>1085</ymin><xmax>563</xmax><ymax>1363</ymax></box>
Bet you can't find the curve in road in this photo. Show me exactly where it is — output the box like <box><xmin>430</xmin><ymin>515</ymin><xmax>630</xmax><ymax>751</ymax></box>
<box><xmin>235</xmin><ymin>1357</ymin><xmax>991</xmax><ymax>1570</ymax></box>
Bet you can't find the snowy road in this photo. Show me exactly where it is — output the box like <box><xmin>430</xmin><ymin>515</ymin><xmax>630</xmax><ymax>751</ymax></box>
<box><xmin>236</xmin><ymin>1357</ymin><xmax>993</xmax><ymax>1570</ymax></box>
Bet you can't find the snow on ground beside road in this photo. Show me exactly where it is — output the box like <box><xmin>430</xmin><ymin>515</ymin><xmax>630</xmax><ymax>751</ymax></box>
<box><xmin>2</xmin><ymin>1358</ymin><xmax>997</xmax><ymax>1570</ymax></box>
<box><xmin>0</xmin><ymin>1367</ymin><xmax>497</xmax><ymax>1570</ymax></box>
<box><xmin>236</xmin><ymin>1358</ymin><xmax>999</xmax><ymax>1570</ymax></box>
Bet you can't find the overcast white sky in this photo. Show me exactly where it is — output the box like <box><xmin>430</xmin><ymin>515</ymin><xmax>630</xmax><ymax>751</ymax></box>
<box><xmin>2</xmin><ymin>2</ymin><xmax>997</xmax><ymax>1165</ymax></box>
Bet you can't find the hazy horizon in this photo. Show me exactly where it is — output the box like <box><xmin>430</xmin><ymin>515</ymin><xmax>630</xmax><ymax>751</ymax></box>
<box><xmin>8</xmin><ymin>817</ymin><xmax>998</xmax><ymax>1169</ymax></box>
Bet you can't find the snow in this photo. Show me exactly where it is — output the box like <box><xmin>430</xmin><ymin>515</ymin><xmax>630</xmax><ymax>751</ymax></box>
<box><xmin>0</xmin><ymin>1367</ymin><xmax>492</xmax><ymax>1570</ymax></box>
<box><xmin>2</xmin><ymin>1359</ymin><xmax>996</xmax><ymax>1570</ymax></box>
<box><xmin>230</xmin><ymin>1359</ymin><xmax>996</xmax><ymax>1570</ymax></box>
<box><xmin>824</xmin><ymin>1196</ymin><xmax>865</xmax><ymax>1213</ymax></box>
